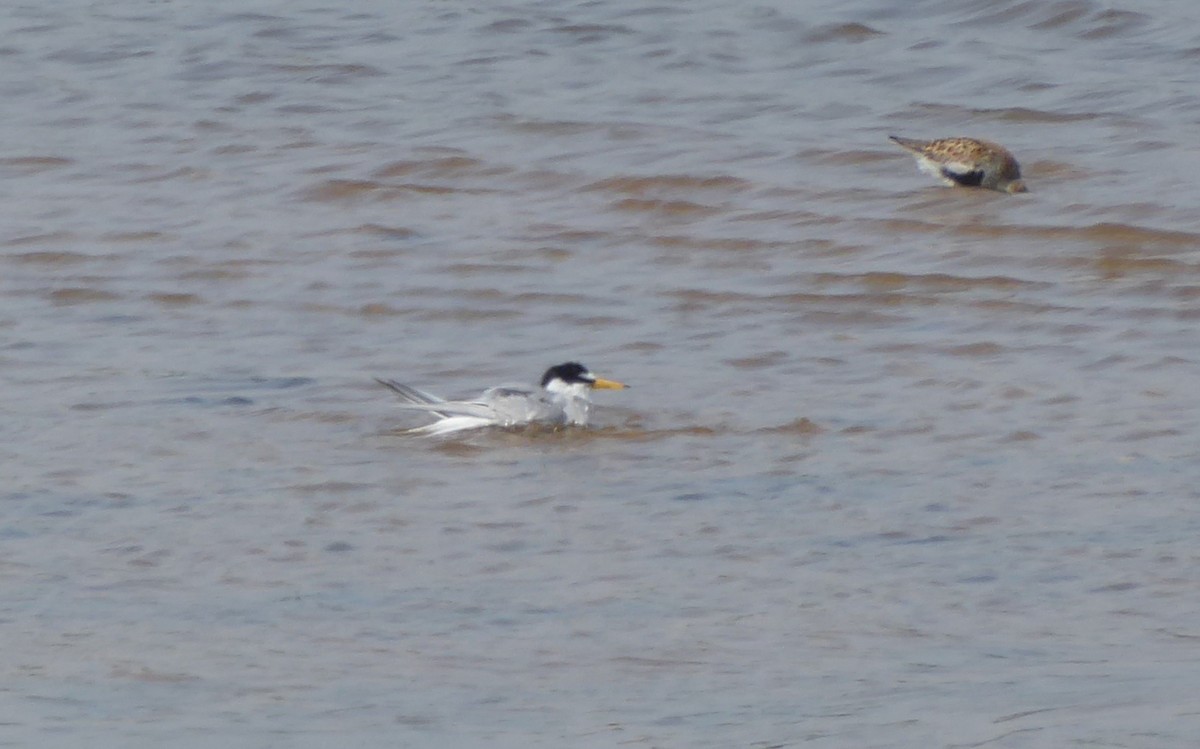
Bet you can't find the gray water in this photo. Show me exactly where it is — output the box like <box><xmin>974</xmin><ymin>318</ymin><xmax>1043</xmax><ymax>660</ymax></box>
<box><xmin>3</xmin><ymin>0</ymin><xmax>1200</xmax><ymax>746</ymax></box>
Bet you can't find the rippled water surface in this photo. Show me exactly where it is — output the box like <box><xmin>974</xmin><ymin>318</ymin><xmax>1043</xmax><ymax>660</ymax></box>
<box><xmin>3</xmin><ymin>1</ymin><xmax>1200</xmax><ymax>746</ymax></box>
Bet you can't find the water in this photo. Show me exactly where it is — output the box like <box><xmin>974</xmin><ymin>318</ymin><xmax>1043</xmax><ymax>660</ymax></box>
<box><xmin>2</xmin><ymin>1</ymin><xmax>1199</xmax><ymax>746</ymax></box>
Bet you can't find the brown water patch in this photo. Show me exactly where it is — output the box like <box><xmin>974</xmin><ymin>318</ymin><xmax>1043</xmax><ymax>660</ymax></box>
<box><xmin>110</xmin><ymin>666</ymin><xmax>199</xmax><ymax>684</ymax></box>
<box><xmin>129</xmin><ymin>167</ymin><xmax>208</xmax><ymax>184</ymax></box>
<box><xmin>146</xmin><ymin>293</ymin><xmax>203</xmax><ymax>306</ymax></box>
<box><xmin>575</xmin><ymin>425</ymin><xmax>721</xmax><ymax>442</ymax></box>
<box><xmin>876</xmin><ymin>217</ymin><xmax>1200</xmax><ymax>249</ymax></box>
<box><xmin>347</xmin><ymin>224</ymin><xmax>420</xmax><ymax>241</ymax></box>
<box><xmin>8</xmin><ymin>250</ymin><xmax>92</xmax><ymax>265</ymax></box>
<box><xmin>426</xmin><ymin>440</ymin><xmax>489</xmax><ymax>457</ymax></box>
<box><xmin>413</xmin><ymin>424</ymin><xmax>726</xmax><ymax>448</ymax></box>
<box><xmin>212</xmin><ymin>144</ymin><xmax>257</xmax><ymax>155</ymax></box>
<box><xmin>649</xmin><ymin>235</ymin><xmax>787</xmax><ymax>252</ymax></box>
<box><xmin>1002</xmin><ymin>431</ymin><xmax>1041</xmax><ymax>442</ymax></box>
<box><xmin>48</xmin><ymin>288</ymin><xmax>122</xmax><ymax>305</ymax></box>
<box><xmin>415</xmin><ymin>308</ymin><xmax>522</xmax><ymax>322</ymax></box>
<box><xmin>179</xmin><ymin>267</ymin><xmax>253</xmax><ymax>281</ymax></box>
<box><xmin>1092</xmin><ymin>252</ymin><xmax>1191</xmax><ymax>279</ymax></box>
<box><xmin>102</xmin><ymin>231</ymin><xmax>166</xmax><ymax>243</ymax></box>
<box><xmin>1121</xmin><ymin>428</ymin><xmax>1182</xmax><ymax>442</ymax></box>
<box><xmin>726</xmin><ymin>352</ymin><xmax>789</xmax><ymax>369</ymax></box>
<box><xmin>521</xmin><ymin>225</ymin><xmax>611</xmax><ymax>243</ymax></box>
<box><xmin>760</xmin><ymin>418</ymin><xmax>824</xmax><ymax>435</ymax></box>
<box><xmin>840</xmin><ymin>424</ymin><xmax>876</xmax><ymax>437</ymax></box>
<box><xmin>300</xmin><ymin>179</ymin><xmax>482</xmax><ymax>202</ymax></box>
<box><xmin>666</xmin><ymin>288</ymin><xmax>943</xmax><ymax>314</ymax></box>
<box><xmin>358</xmin><ymin>303</ymin><xmax>409</xmax><ymax>316</ymax></box>
<box><xmin>373</xmin><ymin>156</ymin><xmax>506</xmax><ymax>179</ymax></box>
<box><xmin>944</xmin><ymin>342</ymin><xmax>1006</xmax><ymax>357</ymax></box>
<box><xmin>562</xmin><ymin>315</ymin><xmax>633</xmax><ymax>327</ymax></box>
<box><xmin>805</xmin><ymin>22</ymin><xmax>884</xmax><ymax>43</ymax></box>
<box><xmin>507</xmin><ymin>291</ymin><xmax>598</xmax><ymax>304</ymax></box>
<box><xmin>915</xmin><ymin>101</ymin><xmax>1098</xmax><ymax>123</ymax></box>
<box><xmin>815</xmin><ymin>148</ymin><xmax>897</xmax><ymax>166</ymax></box>
<box><xmin>775</xmin><ymin>290</ymin><xmax>940</xmax><ymax>309</ymax></box>
<box><xmin>586</xmin><ymin>174</ymin><xmax>752</xmax><ymax>195</ymax></box>
<box><xmin>6</xmin><ymin>231</ymin><xmax>77</xmax><ymax>247</ymax></box>
<box><xmin>966</xmin><ymin>299</ymin><xmax>1071</xmax><ymax>316</ymax></box>
<box><xmin>442</xmin><ymin>263</ymin><xmax>534</xmax><ymax>276</ymax></box>
<box><xmin>612</xmin><ymin>198</ymin><xmax>720</xmax><ymax>216</ymax></box>
<box><xmin>619</xmin><ymin>341</ymin><xmax>665</xmax><ymax>352</ymax></box>
<box><xmin>1074</xmin><ymin>224</ymin><xmax>1200</xmax><ymax>248</ymax></box>
<box><xmin>666</xmin><ymin>288</ymin><xmax>760</xmax><ymax>306</ymax></box>
<box><xmin>816</xmin><ymin>271</ymin><xmax>1036</xmax><ymax>292</ymax></box>
<box><xmin>0</xmin><ymin>156</ymin><xmax>73</xmax><ymax>174</ymax></box>
<box><xmin>497</xmin><ymin>117</ymin><xmax>599</xmax><ymax>136</ymax></box>
<box><xmin>1028</xmin><ymin>159</ymin><xmax>1090</xmax><ymax>180</ymax></box>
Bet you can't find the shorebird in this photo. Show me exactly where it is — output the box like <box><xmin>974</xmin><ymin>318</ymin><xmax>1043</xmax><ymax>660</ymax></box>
<box><xmin>889</xmin><ymin>135</ymin><xmax>1027</xmax><ymax>193</ymax></box>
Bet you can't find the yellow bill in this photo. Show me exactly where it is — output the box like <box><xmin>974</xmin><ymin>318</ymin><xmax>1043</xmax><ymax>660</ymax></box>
<box><xmin>590</xmin><ymin>377</ymin><xmax>627</xmax><ymax>390</ymax></box>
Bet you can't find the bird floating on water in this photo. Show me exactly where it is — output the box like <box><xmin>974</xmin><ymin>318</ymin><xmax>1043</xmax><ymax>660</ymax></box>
<box><xmin>376</xmin><ymin>361</ymin><xmax>627</xmax><ymax>436</ymax></box>
<box><xmin>889</xmin><ymin>135</ymin><xmax>1027</xmax><ymax>194</ymax></box>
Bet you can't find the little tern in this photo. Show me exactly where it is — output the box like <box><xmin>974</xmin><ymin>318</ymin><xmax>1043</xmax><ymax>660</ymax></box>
<box><xmin>376</xmin><ymin>361</ymin><xmax>627</xmax><ymax>436</ymax></box>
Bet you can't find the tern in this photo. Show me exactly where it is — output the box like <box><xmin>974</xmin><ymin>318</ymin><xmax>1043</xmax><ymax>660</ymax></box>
<box><xmin>376</xmin><ymin>361</ymin><xmax>627</xmax><ymax>436</ymax></box>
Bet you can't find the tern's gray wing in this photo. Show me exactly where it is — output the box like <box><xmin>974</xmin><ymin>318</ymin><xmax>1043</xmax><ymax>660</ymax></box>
<box><xmin>375</xmin><ymin>378</ymin><xmax>445</xmax><ymax>404</ymax></box>
<box><xmin>376</xmin><ymin>379</ymin><xmax>565</xmax><ymax>432</ymax></box>
<box><xmin>375</xmin><ymin>378</ymin><xmax>456</xmax><ymax>417</ymax></box>
<box><xmin>375</xmin><ymin>378</ymin><xmax>508</xmax><ymax>421</ymax></box>
<box><xmin>479</xmin><ymin>386</ymin><xmax>564</xmax><ymax>426</ymax></box>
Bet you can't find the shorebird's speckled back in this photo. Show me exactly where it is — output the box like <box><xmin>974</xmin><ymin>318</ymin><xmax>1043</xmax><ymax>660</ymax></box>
<box><xmin>890</xmin><ymin>135</ymin><xmax>1027</xmax><ymax>194</ymax></box>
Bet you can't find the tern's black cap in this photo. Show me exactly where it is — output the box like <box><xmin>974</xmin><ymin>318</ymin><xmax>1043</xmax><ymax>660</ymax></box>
<box><xmin>541</xmin><ymin>362</ymin><xmax>592</xmax><ymax>388</ymax></box>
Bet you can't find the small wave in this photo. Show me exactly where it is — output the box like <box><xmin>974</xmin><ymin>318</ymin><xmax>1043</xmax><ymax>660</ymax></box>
<box><xmin>7</xmin><ymin>249</ymin><xmax>90</xmax><ymax>264</ymax></box>
<box><xmin>547</xmin><ymin>24</ymin><xmax>635</xmax><ymax>42</ymax></box>
<box><xmin>758</xmin><ymin>418</ymin><xmax>824</xmax><ymax>435</ymax></box>
<box><xmin>943</xmin><ymin>342</ymin><xmax>1008</xmax><ymax>357</ymax></box>
<box><xmin>101</xmin><ymin>232</ymin><xmax>167</xmax><ymax>243</ymax></box>
<box><xmin>585</xmin><ymin>174</ymin><xmax>752</xmax><ymax>195</ymax></box>
<box><xmin>0</xmin><ymin>156</ymin><xmax>72</xmax><ymax>174</ymax></box>
<box><xmin>299</xmin><ymin>179</ymin><xmax>491</xmax><ymax>202</ymax></box>
<box><xmin>805</xmin><ymin>22</ymin><xmax>884</xmax><ymax>44</ymax></box>
<box><xmin>48</xmin><ymin>287</ymin><xmax>122</xmax><ymax>305</ymax></box>
<box><xmin>372</xmin><ymin>155</ymin><xmax>508</xmax><ymax>180</ymax></box>
<box><xmin>725</xmin><ymin>352</ymin><xmax>789</xmax><ymax>369</ymax></box>
<box><xmin>649</xmin><ymin>235</ymin><xmax>790</xmax><ymax>252</ymax></box>
<box><xmin>414</xmin><ymin>308</ymin><xmax>522</xmax><ymax>322</ymax></box>
<box><xmin>813</xmin><ymin>271</ymin><xmax>1040</xmax><ymax>291</ymax></box>
<box><xmin>145</xmin><ymin>293</ymin><xmax>203</xmax><ymax>307</ymax></box>
<box><xmin>872</xmin><ymin>216</ymin><xmax>1200</xmax><ymax>249</ymax></box>
<box><xmin>611</xmin><ymin>198</ymin><xmax>721</xmax><ymax>216</ymax></box>
<box><xmin>915</xmin><ymin>102</ymin><xmax>1097</xmax><ymax>123</ymax></box>
<box><xmin>346</xmin><ymin>224</ymin><xmax>420</xmax><ymax>241</ymax></box>
<box><xmin>270</xmin><ymin>63</ymin><xmax>386</xmax><ymax>83</ymax></box>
